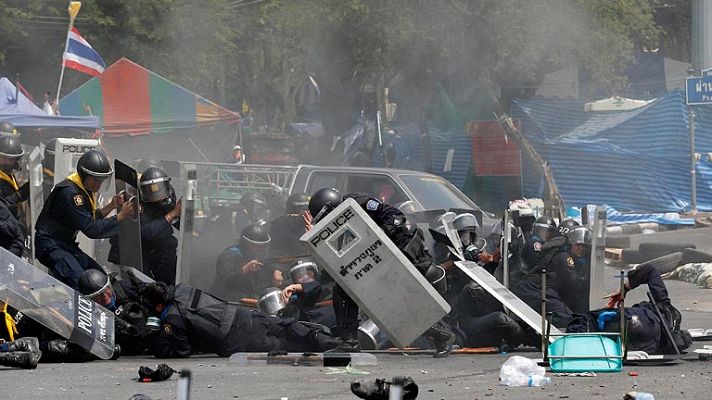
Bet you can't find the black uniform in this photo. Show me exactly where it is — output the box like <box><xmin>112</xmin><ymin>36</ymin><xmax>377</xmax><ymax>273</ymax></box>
<box><xmin>0</xmin><ymin>174</ymin><xmax>28</xmax><ymax>220</ymax></box>
<box><xmin>0</xmin><ymin>196</ymin><xmax>25</xmax><ymax>257</ymax></box>
<box><xmin>456</xmin><ymin>282</ymin><xmax>524</xmax><ymax>349</ymax></box>
<box><xmin>269</xmin><ymin>214</ymin><xmax>307</xmax><ymax>258</ymax></box>
<box><xmin>281</xmin><ymin>279</ymin><xmax>337</xmax><ymax>330</ymax></box>
<box><xmin>213</xmin><ymin>245</ymin><xmax>273</xmax><ymax>301</ymax></box>
<box><xmin>568</xmin><ymin>263</ymin><xmax>691</xmax><ymax>354</ymax></box>
<box><xmin>108</xmin><ymin>203</ymin><xmax>178</xmax><ymax>284</ymax></box>
<box><xmin>515</xmin><ymin>247</ymin><xmax>589</xmax><ymax>328</ymax></box>
<box><xmin>519</xmin><ymin>234</ymin><xmax>545</xmax><ymax>273</ymax></box>
<box><xmin>151</xmin><ymin>284</ymin><xmax>339</xmax><ymax>358</ymax></box>
<box><xmin>35</xmin><ymin>179</ymin><xmax>119</xmax><ymax>289</ymax></box>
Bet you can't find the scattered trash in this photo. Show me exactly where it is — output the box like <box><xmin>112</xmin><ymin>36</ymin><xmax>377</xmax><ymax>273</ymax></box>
<box><xmin>351</xmin><ymin>376</ymin><xmax>418</xmax><ymax>400</ymax></box>
<box><xmin>136</xmin><ymin>364</ymin><xmax>177</xmax><ymax>383</ymax></box>
<box><xmin>624</xmin><ymin>392</ymin><xmax>654</xmax><ymax>400</ymax></box>
<box><xmin>552</xmin><ymin>372</ymin><xmax>596</xmax><ymax>377</ymax></box>
<box><xmin>629</xmin><ymin>372</ymin><xmax>639</xmax><ymax>377</ymax></box>
<box><xmin>499</xmin><ymin>355</ymin><xmax>551</xmax><ymax>387</ymax></box>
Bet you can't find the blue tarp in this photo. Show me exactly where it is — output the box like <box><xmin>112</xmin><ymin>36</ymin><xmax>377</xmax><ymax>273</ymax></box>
<box><xmin>512</xmin><ymin>90</ymin><xmax>712</xmax><ymax>213</ymax></box>
<box><xmin>0</xmin><ymin>77</ymin><xmax>99</xmax><ymax>129</ymax></box>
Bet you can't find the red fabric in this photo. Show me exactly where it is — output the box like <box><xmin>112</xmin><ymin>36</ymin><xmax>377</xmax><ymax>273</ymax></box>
<box><xmin>470</xmin><ymin>121</ymin><xmax>522</xmax><ymax>176</ymax></box>
<box><xmin>63</xmin><ymin>60</ymin><xmax>102</xmax><ymax>77</ymax></box>
<box><xmin>99</xmin><ymin>61</ymin><xmax>151</xmax><ymax>136</ymax></box>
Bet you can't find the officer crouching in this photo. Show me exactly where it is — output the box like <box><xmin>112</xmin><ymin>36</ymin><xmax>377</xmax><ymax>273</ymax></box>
<box><xmin>35</xmin><ymin>150</ymin><xmax>135</xmax><ymax>289</ymax></box>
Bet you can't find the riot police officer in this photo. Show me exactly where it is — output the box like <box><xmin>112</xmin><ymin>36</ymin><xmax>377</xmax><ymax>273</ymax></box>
<box><xmin>35</xmin><ymin>150</ymin><xmax>135</xmax><ymax>289</ymax></box>
<box><xmin>235</xmin><ymin>191</ymin><xmax>268</xmax><ymax>237</ymax></box>
<box><xmin>516</xmin><ymin>226</ymin><xmax>592</xmax><ymax>328</ymax></box>
<box><xmin>308</xmin><ymin>188</ymin><xmax>455</xmax><ymax>357</ymax></box>
<box><xmin>78</xmin><ymin>269</ymin><xmax>152</xmax><ymax>355</ymax></box>
<box><xmin>142</xmin><ymin>281</ymin><xmax>341</xmax><ymax>358</ymax></box>
<box><xmin>519</xmin><ymin>216</ymin><xmax>557</xmax><ymax>274</ymax></box>
<box><xmin>269</xmin><ymin>192</ymin><xmax>310</xmax><ymax>258</ymax></box>
<box><xmin>0</xmin><ymin>134</ymin><xmax>29</xmax><ymax>220</ymax></box>
<box><xmin>213</xmin><ymin>223</ymin><xmax>277</xmax><ymax>301</ymax></box>
<box><xmin>109</xmin><ymin>167</ymin><xmax>181</xmax><ymax>284</ymax></box>
<box><xmin>279</xmin><ymin>258</ymin><xmax>336</xmax><ymax>329</ymax></box>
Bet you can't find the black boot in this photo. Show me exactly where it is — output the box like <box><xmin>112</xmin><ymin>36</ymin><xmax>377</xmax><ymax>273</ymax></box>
<box><xmin>0</xmin><ymin>351</ymin><xmax>38</xmax><ymax>369</ymax></box>
<box><xmin>7</xmin><ymin>337</ymin><xmax>41</xmax><ymax>364</ymax></box>
<box><xmin>326</xmin><ymin>328</ymin><xmax>361</xmax><ymax>353</ymax></box>
<box><xmin>351</xmin><ymin>376</ymin><xmax>419</xmax><ymax>400</ymax></box>
<box><xmin>425</xmin><ymin>320</ymin><xmax>455</xmax><ymax>358</ymax></box>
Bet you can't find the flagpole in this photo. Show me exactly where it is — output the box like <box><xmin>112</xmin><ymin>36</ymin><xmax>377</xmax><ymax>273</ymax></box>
<box><xmin>56</xmin><ymin>1</ymin><xmax>82</xmax><ymax>106</ymax></box>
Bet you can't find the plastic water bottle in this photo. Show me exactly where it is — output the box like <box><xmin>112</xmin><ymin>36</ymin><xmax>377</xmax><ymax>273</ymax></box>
<box><xmin>625</xmin><ymin>392</ymin><xmax>654</xmax><ymax>400</ymax></box>
<box><xmin>526</xmin><ymin>375</ymin><xmax>551</xmax><ymax>387</ymax></box>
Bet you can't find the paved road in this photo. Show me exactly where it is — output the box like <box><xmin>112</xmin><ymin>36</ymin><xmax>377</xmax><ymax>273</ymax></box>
<box><xmin>2</xmin><ymin>265</ymin><xmax>711</xmax><ymax>400</ymax></box>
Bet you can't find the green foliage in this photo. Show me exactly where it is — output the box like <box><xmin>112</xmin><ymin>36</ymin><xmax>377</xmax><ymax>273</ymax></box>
<box><xmin>0</xmin><ymin>0</ymin><xmax>689</xmax><ymax>131</ymax></box>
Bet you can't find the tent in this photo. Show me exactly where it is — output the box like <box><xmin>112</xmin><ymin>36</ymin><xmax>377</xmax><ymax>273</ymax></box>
<box><xmin>59</xmin><ymin>58</ymin><xmax>238</xmax><ymax>136</ymax></box>
<box><xmin>0</xmin><ymin>77</ymin><xmax>99</xmax><ymax>129</ymax></box>
<box><xmin>512</xmin><ymin>90</ymin><xmax>712</xmax><ymax>213</ymax></box>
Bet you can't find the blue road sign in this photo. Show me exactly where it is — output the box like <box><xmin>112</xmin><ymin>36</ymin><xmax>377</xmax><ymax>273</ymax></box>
<box><xmin>686</xmin><ymin>68</ymin><xmax>712</xmax><ymax>105</ymax></box>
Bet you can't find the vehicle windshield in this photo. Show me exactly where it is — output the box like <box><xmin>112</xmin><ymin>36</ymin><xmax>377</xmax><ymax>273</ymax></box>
<box><xmin>399</xmin><ymin>174</ymin><xmax>479</xmax><ymax>211</ymax></box>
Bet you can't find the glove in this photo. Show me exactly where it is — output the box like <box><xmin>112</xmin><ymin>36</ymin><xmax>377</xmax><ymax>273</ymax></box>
<box><xmin>138</xmin><ymin>363</ymin><xmax>176</xmax><ymax>382</ymax></box>
<box><xmin>597</xmin><ymin>311</ymin><xmax>618</xmax><ymax>330</ymax></box>
<box><xmin>18</xmin><ymin>182</ymin><xmax>29</xmax><ymax>199</ymax></box>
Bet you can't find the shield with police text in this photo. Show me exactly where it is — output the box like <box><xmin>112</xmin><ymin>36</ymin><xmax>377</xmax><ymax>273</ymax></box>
<box><xmin>114</xmin><ymin>160</ymin><xmax>143</xmax><ymax>270</ymax></box>
<box><xmin>28</xmin><ymin>147</ymin><xmax>44</xmax><ymax>262</ymax></box>
<box><xmin>301</xmin><ymin>198</ymin><xmax>450</xmax><ymax>348</ymax></box>
<box><xmin>0</xmin><ymin>247</ymin><xmax>115</xmax><ymax>359</ymax></box>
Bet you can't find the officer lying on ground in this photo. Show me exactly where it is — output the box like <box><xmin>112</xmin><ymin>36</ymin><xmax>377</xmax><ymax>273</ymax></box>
<box><xmin>279</xmin><ymin>258</ymin><xmax>337</xmax><ymax>330</ymax></box>
<box><xmin>142</xmin><ymin>281</ymin><xmax>342</xmax><ymax>358</ymax></box>
<box><xmin>308</xmin><ymin>188</ymin><xmax>456</xmax><ymax>357</ymax></box>
<box><xmin>568</xmin><ymin>261</ymin><xmax>692</xmax><ymax>354</ymax></box>
<box><xmin>35</xmin><ymin>150</ymin><xmax>135</xmax><ymax>289</ymax></box>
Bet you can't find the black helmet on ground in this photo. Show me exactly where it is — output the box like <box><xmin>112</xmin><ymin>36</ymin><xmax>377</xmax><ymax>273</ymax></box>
<box><xmin>286</xmin><ymin>192</ymin><xmax>309</xmax><ymax>214</ymax></box>
<box><xmin>140</xmin><ymin>167</ymin><xmax>173</xmax><ymax>203</ymax></box>
<box><xmin>308</xmin><ymin>188</ymin><xmax>343</xmax><ymax>223</ymax></box>
<box><xmin>240</xmin><ymin>223</ymin><xmax>271</xmax><ymax>259</ymax></box>
<box><xmin>558</xmin><ymin>218</ymin><xmax>580</xmax><ymax>237</ymax></box>
<box><xmin>532</xmin><ymin>216</ymin><xmax>557</xmax><ymax>241</ymax></box>
<box><xmin>78</xmin><ymin>269</ymin><xmax>114</xmax><ymax>307</ymax></box>
<box><xmin>0</xmin><ymin>122</ymin><xmax>15</xmax><ymax>136</ymax></box>
<box><xmin>43</xmin><ymin>138</ymin><xmax>57</xmax><ymax>171</ymax></box>
<box><xmin>77</xmin><ymin>150</ymin><xmax>113</xmax><ymax>179</ymax></box>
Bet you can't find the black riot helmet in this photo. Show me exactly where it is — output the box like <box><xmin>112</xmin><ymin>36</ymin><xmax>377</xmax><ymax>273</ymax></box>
<box><xmin>288</xmin><ymin>258</ymin><xmax>319</xmax><ymax>284</ymax></box>
<box><xmin>240</xmin><ymin>223</ymin><xmax>271</xmax><ymax>259</ymax></box>
<box><xmin>286</xmin><ymin>192</ymin><xmax>310</xmax><ymax>214</ymax></box>
<box><xmin>453</xmin><ymin>213</ymin><xmax>479</xmax><ymax>247</ymax></box>
<box><xmin>77</xmin><ymin>150</ymin><xmax>113</xmax><ymax>180</ymax></box>
<box><xmin>308</xmin><ymin>188</ymin><xmax>343</xmax><ymax>223</ymax></box>
<box><xmin>239</xmin><ymin>192</ymin><xmax>268</xmax><ymax>221</ymax></box>
<box><xmin>558</xmin><ymin>218</ymin><xmax>580</xmax><ymax>237</ymax></box>
<box><xmin>0</xmin><ymin>122</ymin><xmax>15</xmax><ymax>136</ymax></box>
<box><xmin>140</xmin><ymin>167</ymin><xmax>173</xmax><ymax>203</ymax></box>
<box><xmin>43</xmin><ymin>138</ymin><xmax>57</xmax><ymax>171</ymax></box>
<box><xmin>533</xmin><ymin>216</ymin><xmax>557</xmax><ymax>241</ymax></box>
<box><xmin>78</xmin><ymin>269</ymin><xmax>115</xmax><ymax>308</ymax></box>
<box><xmin>567</xmin><ymin>226</ymin><xmax>592</xmax><ymax>246</ymax></box>
<box><xmin>0</xmin><ymin>135</ymin><xmax>24</xmax><ymax>159</ymax></box>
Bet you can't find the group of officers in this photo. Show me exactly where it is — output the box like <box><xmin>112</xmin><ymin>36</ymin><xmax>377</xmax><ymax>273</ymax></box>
<box><xmin>0</xmin><ymin>121</ymin><xmax>690</xmax><ymax>370</ymax></box>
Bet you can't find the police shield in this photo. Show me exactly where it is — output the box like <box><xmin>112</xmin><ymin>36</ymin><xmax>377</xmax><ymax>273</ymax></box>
<box><xmin>114</xmin><ymin>160</ymin><xmax>143</xmax><ymax>270</ymax></box>
<box><xmin>301</xmin><ymin>198</ymin><xmax>450</xmax><ymax>348</ymax></box>
<box><xmin>0</xmin><ymin>247</ymin><xmax>115</xmax><ymax>359</ymax></box>
<box><xmin>588</xmin><ymin>206</ymin><xmax>607</xmax><ymax>310</ymax></box>
<box><xmin>28</xmin><ymin>147</ymin><xmax>44</xmax><ymax>262</ymax></box>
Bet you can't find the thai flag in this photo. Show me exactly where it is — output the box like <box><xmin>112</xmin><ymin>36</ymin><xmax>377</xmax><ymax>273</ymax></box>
<box><xmin>63</xmin><ymin>27</ymin><xmax>106</xmax><ymax>76</ymax></box>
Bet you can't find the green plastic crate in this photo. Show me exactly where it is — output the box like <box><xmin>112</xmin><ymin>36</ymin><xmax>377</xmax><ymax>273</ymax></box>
<box><xmin>547</xmin><ymin>333</ymin><xmax>623</xmax><ymax>373</ymax></box>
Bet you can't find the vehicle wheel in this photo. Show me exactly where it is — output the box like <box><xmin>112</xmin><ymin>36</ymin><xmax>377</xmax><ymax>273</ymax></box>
<box><xmin>605</xmin><ymin>236</ymin><xmax>630</xmax><ymax>249</ymax></box>
<box><xmin>681</xmin><ymin>248</ymin><xmax>712</xmax><ymax>265</ymax></box>
<box><xmin>638</xmin><ymin>242</ymin><xmax>696</xmax><ymax>261</ymax></box>
<box><xmin>645</xmin><ymin>252</ymin><xmax>683</xmax><ymax>275</ymax></box>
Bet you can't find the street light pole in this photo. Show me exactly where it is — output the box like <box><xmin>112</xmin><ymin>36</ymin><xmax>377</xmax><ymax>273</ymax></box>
<box><xmin>690</xmin><ymin>105</ymin><xmax>697</xmax><ymax>214</ymax></box>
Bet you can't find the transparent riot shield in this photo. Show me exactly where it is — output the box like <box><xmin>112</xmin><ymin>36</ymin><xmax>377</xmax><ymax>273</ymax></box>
<box><xmin>174</xmin><ymin>162</ymin><xmax>299</xmax><ymax>291</ymax></box>
<box><xmin>588</xmin><ymin>206</ymin><xmax>607</xmax><ymax>310</ymax></box>
<box><xmin>0</xmin><ymin>247</ymin><xmax>115</xmax><ymax>359</ymax></box>
<box><xmin>113</xmin><ymin>160</ymin><xmax>142</xmax><ymax>270</ymax></box>
<box><xmin>28</xmin><ymin>147</ymin><xmax>44</xmax><ymax>263</ymax></box>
